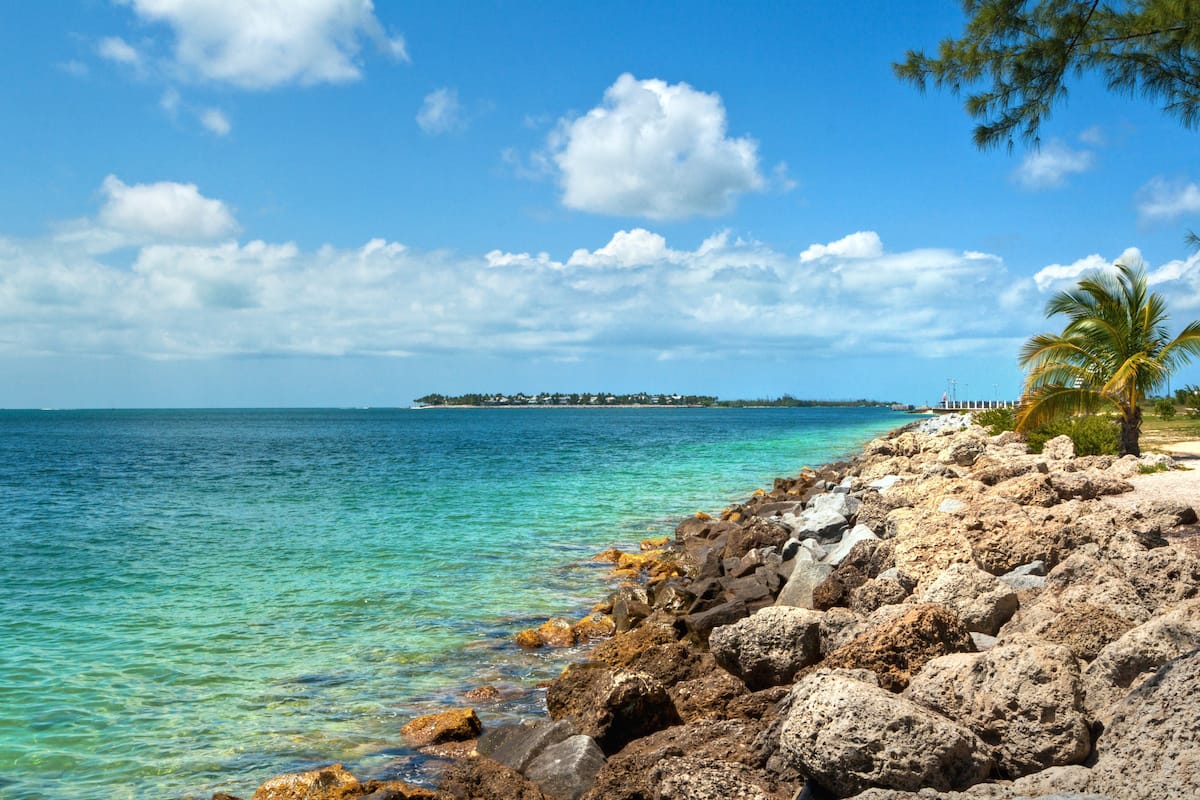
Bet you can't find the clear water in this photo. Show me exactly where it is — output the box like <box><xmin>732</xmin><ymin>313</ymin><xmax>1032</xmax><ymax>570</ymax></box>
<box><xmin>0</xmin><ymin>407</ymin><xmax>906</xmax><ymax>800</ymax></box>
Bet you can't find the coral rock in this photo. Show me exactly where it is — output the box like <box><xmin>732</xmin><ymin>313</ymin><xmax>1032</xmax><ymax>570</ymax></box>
<box><xmin>400</xmin><ymin>708</ymin><xmax>481</xmax><ymax>747</ymax></box>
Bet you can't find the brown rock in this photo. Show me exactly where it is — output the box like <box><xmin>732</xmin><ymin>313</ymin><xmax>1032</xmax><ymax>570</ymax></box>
<box><xmin>545</xmin><ymin>665</ymin><xmax>680</xmax><ymax>754</ymax></box>
<box><xmin>438</xmin><ymin>756</ymin><xmax>549</xmax><ymax>800</ymax></box>
<box><xmin>463</xmin><ymin>685</ymin><xmax>501</xmax><ymax>703</ymax></box>
<box><xmin>251</xmin><ymin>765</ymin><xmax>361</xmax><ymax>800</ymax></box>
<box><xmin>820</xmin><ymin>603</ymin><xmax>976</xmax><ymax>691</ymax></box>
<box><xmin>515</xmin><ymin>628</ymin><xmax>545</xmax><ymax>649</ymax></box>
<box><xmin>400</xmin><ymin>708</ymin><xmax>482</xmax><ymax>747</ymax></box>
<box><xmin>589</xmin><ymin>622</ymin><xmax>710</xmax><ymax>686</ymax></box>
<box><xmin>723</xmin><ymin>517</ymin><xmax>790</xmax><ymax>560</ymax></box>
<box><xmin>536</xmin><ymin>618</ymin><xmax>577</xmax><ymax>648</ymax></box>
<box><xmin>848</xmin><ymin>576</ymin><xmax>911</xmax><ymax>614</ymax></box>
<box><xmin>571</xmin><ymin>613</ymin><xmax>615</xmax><ymax>642</ymax></box>
<box><xmin>1036</xmin><ymin>602</ymin><xmax>1136</xmax><ymax>661</ymax></box>
<box><xmin>668</xmin><ymin>667</ymin><xmax>751</xmax><ymax>722</ymax></box>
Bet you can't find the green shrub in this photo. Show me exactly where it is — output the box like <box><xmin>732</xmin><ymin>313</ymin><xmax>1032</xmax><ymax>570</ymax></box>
<box><xmin>1155</xmin><ymin>398</ymin><xmax>1177</xmax><ymax>419</ymax></box>
<box><xmin>974</xmin><ymin>407</ymin><xmax>1017</xmax><ymax>435</ymax></box>
<box><xmin>1138</xmin><ymin>462</ymin><xmax>1171</xmax><ymax>474</ymax></box>
<box><xmin>1026</xmin><ymin>414</ymin><xmax>1120</xmax><ymax>456</ymax></box>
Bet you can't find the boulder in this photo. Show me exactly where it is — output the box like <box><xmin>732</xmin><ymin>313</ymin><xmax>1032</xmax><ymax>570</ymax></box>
<box><xmin>723</xmin><ymin>518</ymin><xmax>791</xmax><ymax>560</ymax></box>
<box><xmin>1082</xmin><ymin>598</ymin><xmax>1200</xmax><ymax>722</ymax></box>
<box><xmin>809</xmin><ymin>491</ymin><xmax>861</xmax><ymax>520</ymax></box>
<box><xmin>848</xmin><ymin>576</ymin><xmax>911</xmax><ymax>614</ymax></box>
<box><xmin>677</xmin><ymin>599</ymin><xmax>750</xmax><ymax>643</ymax></box>
<box><xmin>780</xmin><ymin>507</ymin><xmax>849</xmax><ymax>543</ymax></box>
<box><xmin>1088</xmin><ymin>648</ymin><xmax>1200</xmax><ymax>800</ymax></box>
<box><xmin>572</xmin><ymin>613</ymin><xmax>615</xmax><ymax>642</ymax></box>
<box><xmin>709</xmin><ymin>606</ymin><xmax>823</xmax><ymax>690</ymax></box>
<box><xmin>400</xmin><ymin>708</ymin><xmax>481</xmax><ymax>747</ymax></box>
<box><xmin>1042</xmin><ymin>435</ymin><xmax>1075</xmax><ymax>461</ymax></box>
<box><xmin>589</xmin><ymin>623</ymin><xmax>710</xmax><ymax>687</ymax></box>
<box><xmin>537</xmin><ymin>618</ymin><xmax>578</xmax><ymax>648</ymax></box>
<box><xmin>778</xmin><ymin>671</ymin><xmax>992</xmax><ymax>797</ymax></box>
<box><xmin>903</xmin><ymin>641</ymin><xmax>1091</xmax><ymax>777</ymax></box>
<box><xmin>819</xmin><ymin>603</ymin><xmax>975</xmax><ymax>691</ymax></box>
<box><xmin>647</xmin><ymin>757</ymin><xmax>777</xmax><ymax>800</ymax></box>
<box><xmin>823</xmin><ymin>525</ymin><xmax>881</xmax><ymax>567</ymax></box>
<box><xmin>1032</xmin><ymin>602</ymin><xmax>1136</xmax><ymax>662</ymax></box>
<box><xmin>438</xmin><ymin>757</ymin><xmax>549</xmax><ymax>800</ymax></box>
<box><xmin>774</xmin><ymin>561</ymin><xmax>834</xmax><ymax>610</ymax></box>
<box><xmin>251</xmin><ymin>765</ymin><xmax>362</xmax><ymax>800</ymax></box>
<box><xmin>524</xmin><ymin>735</ymin><xmax>607</xmax><ymax>800</ymax></box>
<box><xmin>545</xmin><ymin>665</ymin><xmax>679</xmax><ymax>754</ymax></box>
<box><xmin>890</xmin><ymin>520</ymin><xmax>976</xmax><ymax>590</ymax></box>
<box><xmin>668</xmin><ymin>667</ymin><xmax>752</xmax><ymax>722</ymax></box>
<box><xmin>990</xmin><ymin>472</ymin><xmax>1059</xmax><ymax>507</ymax></box>
<box><xmin>939</xmin><ymin>438</ymin><xmax>986</xmax><ymax>467</ymax></box>
<box><xmin>477</xmin><ymin>719</ymin><xmax>578</xmax><ymax>773</ymax></box>
<box><xmin>918</xmin><ymin>562</ymin><xmax>1019</xmax><ymax>636</ymax></box>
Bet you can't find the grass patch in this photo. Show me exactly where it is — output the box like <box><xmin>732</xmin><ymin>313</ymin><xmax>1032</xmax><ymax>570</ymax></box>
<box><xmin>1138</xmin><ymin>462</ymin><xmax>1173</xmax><ymax>474</ymax></box>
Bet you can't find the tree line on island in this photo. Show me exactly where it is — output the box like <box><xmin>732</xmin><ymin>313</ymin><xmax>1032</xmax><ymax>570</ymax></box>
<box><xmin>413</xmin><ymin>393</ymin><xmax>900</xmax><ymax>408</ymax></box>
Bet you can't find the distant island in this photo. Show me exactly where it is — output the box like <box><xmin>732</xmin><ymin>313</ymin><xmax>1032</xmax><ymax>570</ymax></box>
<box><xmin>413</xmin><ymin>392</ymin><xmax>904</xmax><ymax>408</ymax></box>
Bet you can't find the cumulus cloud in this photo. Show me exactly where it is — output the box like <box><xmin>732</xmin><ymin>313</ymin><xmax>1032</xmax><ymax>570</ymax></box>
<box><xmin>98</xmin><ymin>36</ymin><xmax>143</xmax><ymax>67</ymax></box>
<box><xmin>1012</xmin><ymin>140</ymin><xmax>1094</xmax><ymax>190</ymax></box>
<box><xmin>93</xmin><ymin>175</ymin><xmax>238</xmax><ymax>243</ymax></box>
<box><xmin>1136</xmin><ymin>177</ymin><xmax>1200</xmax><ymax>223</ymax></box>
<box><xmin>199</xmin><ymin>107</ymin><xmax>231</xmax><ymax>136</ymax></box>
<box><xmin>416</xmin><ymin>87</ymin><xmax>466</xmax><ymax>135</ymax></box>
<box><xmin>799</xmin><ymin>231</ymin><xmax>883</xmax><ymax>263</ymax></box>
<box><xmin>117</xmin><ymin>0</ymin><xmax>408</xmax><ymax>89</ymax></box>
<box><xmin>546</xmin><ymin>73</ymin><xmax>764</xmax><ymax>219</ymax></box>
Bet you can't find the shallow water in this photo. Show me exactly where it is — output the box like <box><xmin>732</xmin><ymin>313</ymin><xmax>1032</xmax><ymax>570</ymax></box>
<box><xmin>0</xmin><ymin>406</ymin><xmax>907</xmax><ymax>799</ymax></box>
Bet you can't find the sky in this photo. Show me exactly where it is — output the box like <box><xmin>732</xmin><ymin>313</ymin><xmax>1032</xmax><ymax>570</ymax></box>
<box><xmin>3</xmin><ymin>1</ymin><xmax>1200</xmax><ymax>408</ymax></box>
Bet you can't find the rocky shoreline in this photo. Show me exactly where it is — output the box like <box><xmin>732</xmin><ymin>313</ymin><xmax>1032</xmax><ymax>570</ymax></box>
<box><xmin>232</xmin><ymin>414</ymin><xmax>1200</xmax><ymax>800</ymax></box>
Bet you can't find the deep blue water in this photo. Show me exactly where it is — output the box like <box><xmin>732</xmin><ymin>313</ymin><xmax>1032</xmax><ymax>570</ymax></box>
<box><xmin>0</xmin><ymin>406</ymin><xmax>907</xmax><ymax>799</ymax></box>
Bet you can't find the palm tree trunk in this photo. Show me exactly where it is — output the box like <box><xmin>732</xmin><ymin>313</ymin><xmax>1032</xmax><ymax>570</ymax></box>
<box><xmin>1120</xmin><ymin>405</ymin><xmax>1142</xmax><ymax>456</ymax></box>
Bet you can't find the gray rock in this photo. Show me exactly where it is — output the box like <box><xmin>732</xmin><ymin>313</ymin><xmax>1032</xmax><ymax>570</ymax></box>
<box><xmin>1089</xmin><ymin>648</ymin><xmax>1200</xmax><ymax>800</ymax></box>
<box><xmin>937</xmin><ymin>497</ymin><xmax>967</xmax><ymax>514</ymax></box>
<box><xmin>779</xmin><ymin>670</ymin><xmax>992</xmax><ymax>797</ymax></box>
<box><xmin>709</xmin><ymin>606</ymin><xmax>823</xmax><ymax>690</ymax></box>
<box><xmin>823</xmin><ymin>524</ymin><xmax>881</xmax><ymax>567</ymax></box>
<box><xmin>780</xmin><ymin>537</ymin><xmax>803</xmax><ymax>561</ymax></box>
<box><xmin>524</xmin><ymin>734</ymin><xmax>606</xmax><ymax>800</ymax></box>
<box><xmin>780</xmin><ymin>507</ymin><xmax>849</xmax><ymax>543</ymax></box>
<box><xmin>970</xmin><ymin>632</ymin><xmax>997</xmax><ymax>650</ymax></box>
<box><xmin>868</xmin><ymin>475</ymin><xmax>902</xmax><ymax>491</ymax></box>
<box><xmin>810</xmin><ymin>491</ymin><xmax>862</xmax><ymax>520</ymax></box>
<box><xmin>775</xmin><ymin>561</ymin><xmax>834</xmax><ymax>610</ymax></box>
<box><xmin>478</xmin><ymin>719</ymin><xmax>578</xmax><ymax>772</ymax></box>
<box><xmin>999</xmin><ymin>560</ymin><xmax>1049</xmax><ymax>592</ymax></box>
<box><xmin>647</xmin><ymin>756</ymin><xmax>773</xmax><ymax>800</ymax></box>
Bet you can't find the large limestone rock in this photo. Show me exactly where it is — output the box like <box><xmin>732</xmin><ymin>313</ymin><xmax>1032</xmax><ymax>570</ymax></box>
<box><xmin>647</xmin><ymin>757</ymin><xmax>777</xmax><ymax>800</ymax></box>
<box><xmin>890</xmin><ymin>519</ymin><xmax>977</xmax><ymax>590</ymax></box>
<box><xmin>918</xmin><ymin>562</ymin><xmax>1019</xmax><ymax>636</ymax></box>
<box><xmin>903</xmin><ymin>640</ymin><xmax>1091</xmax><ymax>777</ymax></box>
<box><xmin>545</xmin><ymin>665</ymin><xmax>679</xmax><ymax>754</ymax></box>
<box><xmin>1082</xmin><ymin>598</ymin><xmax>1200</xmax><ymax>722</ymax></box>
<box><xmin>778</xmin><ymin>671</ymin><xmax>993</xmax><ymax>797</ymax></box>
<box><xmin>1088</xmin><ymin>648</ymin><xmax>1200</xmax><ymax>800</ymax></box>
<box><xmin>1042</xmin><ymin>434</ymin><xmax>1075</xmax><ymax>461</ymax></box>
<box><xmin>709</xmin><ymin>606</ymin><xmax>823</xmax><ymax>690</ymax></box>
<box><xmin>775</xmin><ymin>560</ymin><xmax>834</xmax><ymax>609</ymax></box>
<box><xmin>780</xmin><ymin>507</ymin><xmax>848</xmax><ymax>543</ymax></box>
<box><xmin>819</xmin><ymin>603</ymin><xmax>975</xmax><ymax>691</ymax></box>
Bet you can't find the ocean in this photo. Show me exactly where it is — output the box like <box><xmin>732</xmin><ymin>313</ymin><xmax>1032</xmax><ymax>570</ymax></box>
<box><xmin>0</xmin><ymin>406</ymin><xmax>909</xmax><ymax>800</ymax></box>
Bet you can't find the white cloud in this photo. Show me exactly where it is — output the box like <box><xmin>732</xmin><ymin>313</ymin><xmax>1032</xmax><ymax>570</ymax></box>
<box><xmin>160</xmin><ymin>87</ymin><xmax>181</xmax><ymax>115</ymax></box>
<box><xmin>1078</xmin><ymin>125</ymin><xmax>1106</xmax><ymax>146</ymax></box>
<box><xmin>98</xmin><ymin>36</ymin><xmax>143</xmax><ymax>67</ymax></box>
<box><xmin>416</xmin><ymin>87</ymin><xmax>466</xmax><ymax>135</ymax></box>
<box><xmin>567</xmin><ymin>228</ymin><xmax>680</xmax><ymax>268</ymax></box>
<box><xmin>1012</xmin><ymin>140</ymin><xmax>1094</xmax><ymax>190</ymax></box>
<box><xmin>199</xmin><ymin>107</ymin><xmax>231</xmax><ymax>136</ymax></box>
<box><xmin>546</xmin><ymin>73</ymin><xmax>764</xmax><ymax>219</ymax></box>
<box><xmin>117</xmin><ymin>0</ymin><xmax>408</xmax><ymax>89</ymax></box>
<box><xmin>799</xmin><ymin>231</ymin><xmax>883</xmax><ymax>263</ymax></box>
<box><xmin>95</xmin><ymin>175</ymin><xmax>237</xmax><ymax>242</ymax></box>
<box><xmin>1136</xmin><ymin>176</ymin><xmax>1200</xmax><ymax>223</ymax></box>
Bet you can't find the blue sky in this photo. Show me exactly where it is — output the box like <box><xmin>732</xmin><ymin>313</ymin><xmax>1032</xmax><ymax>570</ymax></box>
<box><xmin>3</xmin><ymin>1</ymin><xmax>1200</xmax><ymax>408</ymax></box>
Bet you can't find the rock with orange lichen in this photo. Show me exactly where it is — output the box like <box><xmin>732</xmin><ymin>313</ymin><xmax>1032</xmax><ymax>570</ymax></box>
<box><xmin>516</xmin><ymin>628</ymin><xmax>545</xmax><ymax>649</ymax></box>
<box><xmin>695</xmin><ymin>511</ymin><xmax>713</xmax><ymax>521</ymax></box>
<box><xmin>592</xmin><ymin>547</ymin><xmax>624</xmax><ymax>563</ymax></box>
<box><xmin>640</xmin><ymin>535</ymin><xmax>670</xmax><ymax>550</ymax></box>
<box><xmin>400</xmin><ymin>708</ymin><xmax>482</xmax><ymax>747</ymax></box>
<box><xmin>464</xmin><ymin>684</ymin><xmax>501</xmax><ymax>702</ymax></box>
<box><xmin>250</xmin><ymin>764</ymin><xmax>447</xmax><ymax>800</ymax></box>
<box><xmin>537</xmin><ymin>617</ymin><xmax>578</xmax><ymax>648</ymax></box>
<box><xmin>573</xmin><ymin>613</ymin><xmax>616</xmax><ymax>642</ymax></box>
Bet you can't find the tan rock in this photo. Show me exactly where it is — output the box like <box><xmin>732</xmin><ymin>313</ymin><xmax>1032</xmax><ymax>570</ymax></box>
<box><xmin>1041</xmin><ymin>434</ymin><xmax>1075</xmax><ymax>460</ymax></box>
<box><xmin>572</xmin><ymin>612</ymin><xmax>615</xmax><ymax>642</ymax></box>
<box><xmin>400</xmin><ymin>708</ymin><xmax>481</xmax><ymax>747</ymax></box>
<box><xmin>251</xmin><ymin>764</ymin><xmax>360</xmax><ymax>800</ymax></box>
<box><xmin>904</xmin><ymin>640</ymin><xmax>1091</xmax><ymax>777</ymax></box>
<box><xmin>919</xmin><ymin>562</ymin><xmax>1018</xmax><ymax>636</ymax></box>
<box><xmin>990</xmin><ymin>472</ymin><xmax>1059</xmax><ymax>507</ymax></box>
<box><xmin>891</xmin><ymin>519</ymin><xmax>976</xmax><ymax>590</ymax></box>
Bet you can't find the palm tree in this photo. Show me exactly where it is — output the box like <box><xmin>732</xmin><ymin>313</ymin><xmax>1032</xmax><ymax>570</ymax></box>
<box><xmin>1017</xmin><ymin>261</ymin><xmax>1200</xmax><ymax>456</ymax></box>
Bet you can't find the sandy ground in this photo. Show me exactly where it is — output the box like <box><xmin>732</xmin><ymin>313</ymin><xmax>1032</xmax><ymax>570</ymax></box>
<box><xmin>1103</xmin><ymin>441</ymin><xmax>1200</xmax><ymax>557</ymax></box>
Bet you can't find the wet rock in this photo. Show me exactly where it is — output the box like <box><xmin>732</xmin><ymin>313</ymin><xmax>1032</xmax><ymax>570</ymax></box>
<box><xmin>478</xmin><ymin>719</ymin><xmax>577</xmax><ymax>773</ymax></box>
<box><xmin>537</xmin><ymin>618</ymin><xmax>578</xmax><ymax>648</ymax></box>
<box><xmin>251</xmin><ymin>765</ymin><xmax>361</xmax><ymax>800</ymax></box>
<box><xmin>1088</xmin><ymin>648</ymin><xmax>1200</xmax><ymax>800</ymax></box>
<box><xmin>819</xmin><ymin>603</ymin><xmax>975</xmax><ymax>692</ymax></box>
<box><xmin>779</xmin><ymin>670</ymin><xmax>992</xmax><ymax>797</ymax></box>
<box><xmin>571</xmin><ymin>613</ymin><xmax>615</xmax><ymax>642</ymax></box>
<box><xmin>438</xmin><ymin>757</ymin><xmax>549</xmax><ymax>800</ymax></box>
<box><xmin>918</xmin><ymin>562</ymin><xmax>1019</xmax><ymax>636</ymax></box>
<box><xmin>516</xmin><ymin>628</ymin><xmax>546</xmax><ymax>649</ymax></box>
<box><xmin>545</xmin><ymin>665</ymin><xmax>679</xmax><ymax>754</ymax></box>
<box><xmin>524</xmin><ymin>735</ymin><xmax>607</xmax><ymax>800</ymax></box>
<box><xmin>463</xmin><ymin>685</ymin><xmax>501</xmax><ymax>703</ymax></box>
<box><xmin>612</xmin><ymin>586</ymin><xmax>652</xmax><ymax>632</ymax></box>
<box><xmin>400</xmin><ymin>708</ymin><xmax>481</xmax><ymax>747</ymax></box>
<box><xmin>904</xmin><ymin>640</ymin><xmax>1091</xmax><ymax>777</ymax></box>
<box><xmin>709</xmin><ymin>606</ymin><xmax>823</xmax><ymax>690</ymax></box>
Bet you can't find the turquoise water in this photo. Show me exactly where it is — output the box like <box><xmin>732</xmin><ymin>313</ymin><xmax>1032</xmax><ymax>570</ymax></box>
<box><xmin>0</xmin><ymin>407</ymin><xmax>906</xmax><ymax>800</ymax></box>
